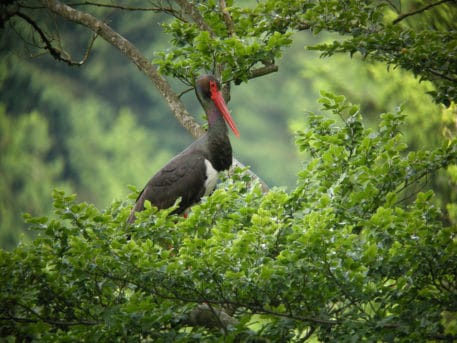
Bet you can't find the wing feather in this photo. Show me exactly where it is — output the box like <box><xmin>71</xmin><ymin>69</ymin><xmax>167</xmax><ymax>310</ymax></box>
<box><xmin>127</xmin><ymin>150</ymin><xmax>208</xmax><ymax>223</ymax></box>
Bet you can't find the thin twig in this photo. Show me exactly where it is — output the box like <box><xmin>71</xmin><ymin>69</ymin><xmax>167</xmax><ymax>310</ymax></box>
<box><xmin>177</xmin><ymin>86</ymin><xmax>194</xmax><ymax>98</ymax></box>
<box><xmin>428</xmin><ymin>68</ymin><xmax>457</xmax><ymax>83</ymax></box>
<box><xmin>24</xmin><ymin>1</ymin><xmax>177</xmax><ymax>13</ymax></box>
<box><xmin>70</xmin><ymin>1</ymin><xmax>181</xmax><ymax>18</ymax></box>
<box><xmin>16</xmin><ymin>10</ymin><xmax>97</xmax><ymax>66</ymax></box>
<box><xmin>68</xmin><ymin>1</ymin><xmax>167</xmax><ymax>11</ymax></box>
<box><xmin>16</xmin><ymin>11</ymin><xmax>66</xmax><ymax>63</ymax></box>
<box><xmin>11</xmin><ymin>302</ymin><xmax>100</xmax><ymax>327</ymax></box>
<box><xmin>392</xmin><ymin>0</ymin><xmax>456</xmax><ymax>24</ymax></box>
<box><xmin>79</xmin><ymin>32</ymin><xmax>98</xmax><ymax>64</ymax></box>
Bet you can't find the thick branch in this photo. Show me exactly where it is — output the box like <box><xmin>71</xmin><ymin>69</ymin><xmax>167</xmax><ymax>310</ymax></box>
<box><xmin>234</xmin><ymin>64</ymin><xmax>279</xmax><ymax>85</ymax></box>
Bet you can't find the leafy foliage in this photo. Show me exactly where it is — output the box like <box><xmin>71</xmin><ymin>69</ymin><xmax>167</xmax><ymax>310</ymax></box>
<box><xmin>303</xmin><ymin>0</ymin><xmax>457</xmax><ymax>106</ymax></box>
<box><xmin>155</xmin><ymin>1</ymin><xmax>293</xmax><ymax>84</ymax></box>
<box><xmin>2</xmin><ymin>93</ymin><xmax>456</xmax><ymax>341</ymax></box>
<box><xmin>154</xmin><ymin>0</ymin><xmax>457</xmax><ymax>106</ymax></box>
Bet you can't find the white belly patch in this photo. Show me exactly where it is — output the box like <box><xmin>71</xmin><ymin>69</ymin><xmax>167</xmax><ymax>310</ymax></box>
<box><xmin>203</xmin><ymin>159</ymin><xmax>218</xmax><ymax>196</ymax></box>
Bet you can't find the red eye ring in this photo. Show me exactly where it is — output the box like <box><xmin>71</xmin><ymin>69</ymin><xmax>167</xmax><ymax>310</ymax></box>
<box><xmin>209</xmin><ymin>80</ymin><xmax>219</xmax><ymax>98</ymax></box>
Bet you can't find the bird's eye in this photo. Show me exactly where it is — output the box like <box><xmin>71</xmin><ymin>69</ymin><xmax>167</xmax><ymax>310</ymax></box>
<box><xmin>209</xmin><ymin>80</ymin><xmax>219</xmax><ymax>95</ymax></box>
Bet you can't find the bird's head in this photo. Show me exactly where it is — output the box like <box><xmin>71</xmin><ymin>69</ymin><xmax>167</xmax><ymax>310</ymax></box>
<box><xmin>196</xmin><ymin>75</ymin><xmax>240</xmax><ymax>138</ymax></box>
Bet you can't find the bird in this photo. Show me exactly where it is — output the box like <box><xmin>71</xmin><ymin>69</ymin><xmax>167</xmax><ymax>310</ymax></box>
<box><xmin>127</xmin><ymin>74</ymin><xmax>239</xmax><ymax>224</ymax></box>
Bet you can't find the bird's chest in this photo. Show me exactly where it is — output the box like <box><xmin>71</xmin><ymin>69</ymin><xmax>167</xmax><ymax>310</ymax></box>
<box><xmin>203</xmin><ymin>159</ymin><xmax>218</xmax><ymax>196</ymax></box>
<box><xmin>207</xmin><ymin>137</ymin><xmax>232</xmax><ymax>171</ymax></box>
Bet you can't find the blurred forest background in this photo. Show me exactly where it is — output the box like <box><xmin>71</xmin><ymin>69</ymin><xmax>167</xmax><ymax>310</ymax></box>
<box><xmin>0</xmin><ymin>1</ymin><xmax>455</xmax><ymax>249</ymax></box>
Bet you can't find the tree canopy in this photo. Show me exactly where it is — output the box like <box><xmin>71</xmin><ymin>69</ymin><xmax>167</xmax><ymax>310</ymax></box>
<box><xmin>1</xmin><ymin>0</ymin><xmax>457</xmax><ymax>341</ymax></box>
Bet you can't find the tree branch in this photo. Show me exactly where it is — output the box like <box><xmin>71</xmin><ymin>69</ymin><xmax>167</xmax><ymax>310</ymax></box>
<box><xmin>392</xmin><ymin>0</ymin><xmax>456</xmax><ymax>24</ymax></box>
<box><xmin>8</xmin><ymin>301</ymin><xmax>100</xmax><ymax>327</ymax></box>
<box><xmin>67</xmin><ymin>1</ymin><xmax>182</xmax><ymax>19</ymax></box>
<box><xmin>234</xmin><ymin>64</ymin><xmax>279</xmax><ymax>85</ymax></box>
<box><xmin>428</xmin><ymin>68</ymin><xmax>457</xmax><ymax>83</ymax></box>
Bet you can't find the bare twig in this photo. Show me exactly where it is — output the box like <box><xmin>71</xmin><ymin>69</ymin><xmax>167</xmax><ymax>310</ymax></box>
<box><xmin>392</xmin><ymin>0</ymin><xmax>456</xmax><ymax>24</ymax></box>
<box><xmin>68</xmin><ymin>1</ymin><xmax>168</xmax><ymax>11</ymax></box>
<box><xmin>23</xmin><ymin>1</ymin><xmax>179</xmax><ymax>15</ymax></box>
<box><xmin>17</xmin><ymin>11</ymin><xmax>85</xmax><ymax>66</ymax></box>
<box><xmin>15</xmin><ymin>10</ymin><xmax>97</xmax><ymax>66</ymax></box>
<box><xmin>80</xmin><ymin>32</ymin><xmax>98</xmax><ymax>63</ymax></box>
<box><xmin>67</xmin><ymin>1</ymin><xmax>182</xmax><ymax>19</ymax></box>
<box><xmin>177</xmin><ymin>86</ymin><xmax>194</xmax><ymax>98</ymax></box>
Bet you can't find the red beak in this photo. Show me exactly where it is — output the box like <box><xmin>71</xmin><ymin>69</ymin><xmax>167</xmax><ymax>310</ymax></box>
<box><xmin>210</xmin><ymin>88</ymin><xmax>240</xmax><ymax>138</ymax></box>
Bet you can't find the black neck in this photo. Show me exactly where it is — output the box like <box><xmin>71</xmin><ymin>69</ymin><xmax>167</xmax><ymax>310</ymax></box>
<box><xmin>205</xmin><ymin>104</ymin><xmax>232</xmax><ymax>171</ymax></box>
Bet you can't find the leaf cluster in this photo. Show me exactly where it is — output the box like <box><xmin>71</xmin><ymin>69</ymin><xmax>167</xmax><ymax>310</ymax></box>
<box><xmin>303</xmin><ymin>0</ymin><xmax>457</xmax><ymax>106</ymax></box>
<box><xmin>2</xmin><ymin>92</ymin><xmax>456</xmax><ymax>341</ymax></box>
<box><xmin>154</xmin><ymin>1</ymin><xmax>294</xmax><ymax>84</ymax></box>
<box><xmin>155</xmin><ymin>0</ymin><xmax>456</xmax><ymax>105</ymax></box>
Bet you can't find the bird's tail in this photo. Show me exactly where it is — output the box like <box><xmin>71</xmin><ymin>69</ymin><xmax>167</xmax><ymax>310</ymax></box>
<box><xmin>126</xmin><ymin>210</ymin><xmax>137</xmax><ymax>225</ymax></box>
<box><xmin>126</xmin><ymin>188</ymin><xmax>146</xmax><ymax>224</ymax></box>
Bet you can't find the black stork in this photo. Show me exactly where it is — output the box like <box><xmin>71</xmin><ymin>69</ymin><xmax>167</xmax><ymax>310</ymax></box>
<box><xmin>127</xmin><ymin>75</ymin><xmax>239</xmax><ymax>224</ymax></box>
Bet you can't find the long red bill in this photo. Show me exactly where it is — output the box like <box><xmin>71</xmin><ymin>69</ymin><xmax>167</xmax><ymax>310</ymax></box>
<box><xmin>210</xmin><ymin>83</ymin><xmax>240</xmax><ymax>138</ymax></box>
